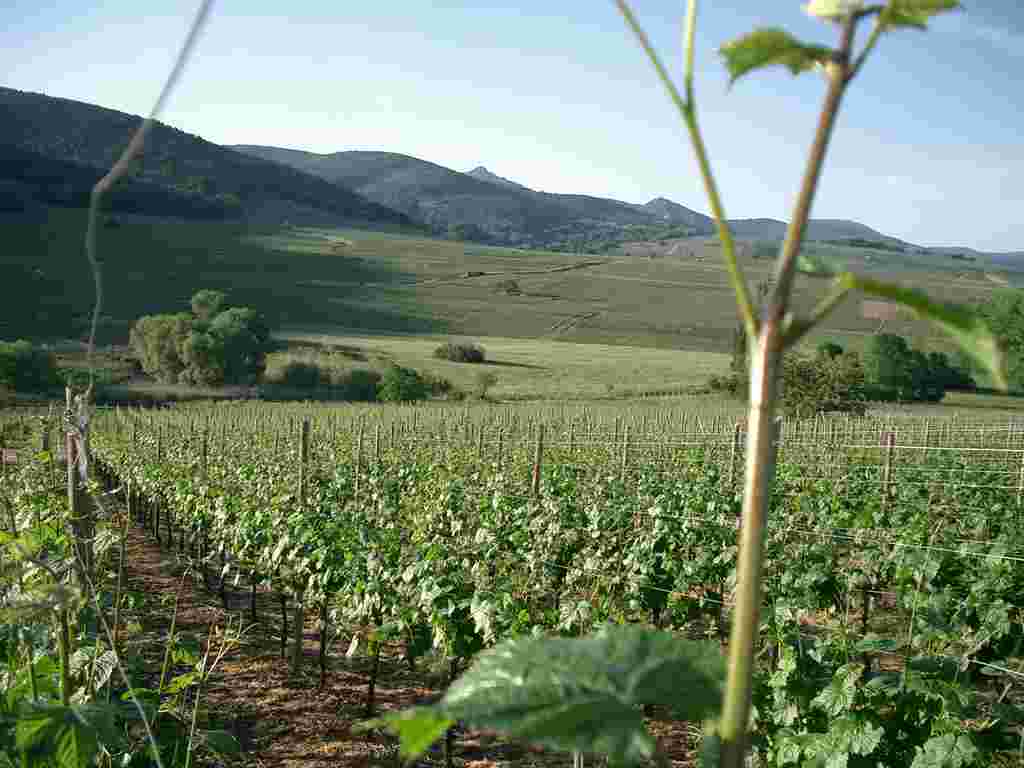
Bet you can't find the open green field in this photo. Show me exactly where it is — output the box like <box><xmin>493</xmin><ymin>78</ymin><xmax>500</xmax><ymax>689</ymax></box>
<box><xmin>275</xmin><ymin>331</ymin><xmax>729</xmax><ymax>400</ymax></box>
<box><xmin>4</xmin><ymin>207</ymin><xmax>1017</xmax><ymax>356</ymax></box>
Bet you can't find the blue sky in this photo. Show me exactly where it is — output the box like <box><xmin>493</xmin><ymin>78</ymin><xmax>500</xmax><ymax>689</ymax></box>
<box><xmin>3</xmin><ymin>1</ymin><xmax>1022</xmax><ymax>250</ymax></box>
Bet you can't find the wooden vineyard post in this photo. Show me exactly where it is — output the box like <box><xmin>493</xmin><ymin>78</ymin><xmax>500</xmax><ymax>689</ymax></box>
<box><xmin>374</xmin><ymin>422</ymin><xmax>381</xmax><ymax>464</ymax></box>
<box><xmin>477</xmin><ymin>425</ymin><xmax>485</xmax><ymax>462</ymax></box>
<box><xmin>291</xmin><ymin>419</ymin><xmax>310</xmax><ymax>676</ymax></box>
<box><xmin>728</xmin><ymin>422</ymin><xmax>742</xmax><ymax>490</ymax></box>
<box><xmin>531</xmin><ymin>425</ymin><xmax>545</xmax><ymax>499</ymax></box>
<box><xmin>1016</xmin><ymin>449</ymin><xmax>1024</xmax><ymax>509</ymax></box>
<box><xmin>620</xmin><ymin>424</ymin><xmax>630</xmax><ymax>484</ymax></box>
<box><xmin>568</xmin><ymin>420</ymin><xmax>575</xmax><ymax>456</ymax></box>
<box><xmin>881</xmin><ymin>431</ymin><xmax>896</xmax><ymax>516</ymax></box>
<box><xmin>354</xmin><ymin>421</ymin><xmax>365</xmax><ymax>502</ymax></box>
<box><xmin>497</xmin><ymin>429</ymin><xmax>504</xmax><ymax>471</ymax></box>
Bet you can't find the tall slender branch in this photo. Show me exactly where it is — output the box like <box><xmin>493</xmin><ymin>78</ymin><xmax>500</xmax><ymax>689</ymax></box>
<box><xmin>766</xmin><ymin>15</ymin><xmax>858</xmax><ymax>332</ymax></box>
<box><xmin>84</xmin><ymin>0</ymin><xmax>215</xmax><ymax>384</ymax></box>
<box><xmin>615</xmin><ymin>0</ymin><xmax>758</xmax><ymax>339</ymax></box>
<box><xmin>718</xmin><ymin>15</ymin><xmax>862</xmax><ymax>767</ymax></box>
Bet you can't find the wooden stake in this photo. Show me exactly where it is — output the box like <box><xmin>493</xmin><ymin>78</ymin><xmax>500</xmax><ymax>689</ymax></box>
<box><xmin>881</xmin><ymin>431</ymin><xmax>896</xmax><ymax>515</ymax></box>
<box><xmin>531</xmin><ymin>425</ymin><xmax>544</xmax><ymax>498</ymax></box>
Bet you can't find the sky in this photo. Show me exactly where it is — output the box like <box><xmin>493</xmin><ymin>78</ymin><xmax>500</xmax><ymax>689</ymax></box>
<box><xmin>3</xmin><ymin>0</ymin><xmax>1023</xmax><ymax>251</ymax></box>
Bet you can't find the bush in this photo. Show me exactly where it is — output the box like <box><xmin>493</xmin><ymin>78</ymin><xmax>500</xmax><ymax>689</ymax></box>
<box><xmin>179</xmin><ymin>330</ymin><xmax>225</xmax><ymax>385</ymax></box>
<box><xmin>816</xmin><ymin>341</ymin><xmax>844</xmax><ymax>360</ymax></box>
<box><xmin>129</xmin><ymin>291</ymin><xmax>271</xmax><ymax>386</ymax></box>
<box><xmin>421</xmin><ymin>371</ymin><xmax>457</xmax><ymax>398</ymax></box>
<box><xmin>0</xmin><ymin>340</ymin><xmax>61</xmax><ymax>392</ymax></box>
<box><xmin>334</xmin><ymin>368</ymin><xmax>381</xmax><ymax>401</ymax></box>
<box><xmin>474</xmin><ymin>371</ymin><xmax>498</xmax><ymax>399</ymax></box>
<box><xmin>495</xmin><ymin>279</ymin><xmax>521</xmax><ymax>295</ymax></box>
<box><xmin>209</xmin><ymin>307</ymin><xmax>270</xmax><ymax>385</ymax></box>
<box><xmin>779</xmin><ymin>351</ymin><xmax>867</xmax><ymax>417</ymax></box>
<box><xmin>377</xmin><ymin>365</ymin><xmax>429</xmax><ymax>402</ymax></box>
<box><xmin>277</xmin><ymin>360</ymin><xmax>325</xmax><ymax>389</ymax></box>
<box><xmin>129</xmin><ymin>313</ymin><xmax>192</xmax><ymax>383</ymax></box>
<box><xmin>433</xmin><ymin>340</ymin><xmax>486</xmax><ymax>363</ymax></box>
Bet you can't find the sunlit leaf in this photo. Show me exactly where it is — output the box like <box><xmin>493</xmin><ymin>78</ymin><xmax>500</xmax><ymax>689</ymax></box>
<box><xmin>842</xmin><ymin>273</ymin><xmax>1007</xmax><ymax>390</ymax></box>
<box><xmin>881</xmin><ymin>0</ymin><xmax>960</xmax><ymax>30</ymax></box>
<box><xmin>163</xmin><ymin>671</ymin><xmax>197</xmax><ymax>694</ymax></box>
<box><xmin>389</xmin><ymin>626</ymin><xmax>724</xmax><ymax>765</ymax></box>
<box><xmin>720</xmin><ymin>29</ymin><xmax>833</xmax><ymax>84</ymax></box>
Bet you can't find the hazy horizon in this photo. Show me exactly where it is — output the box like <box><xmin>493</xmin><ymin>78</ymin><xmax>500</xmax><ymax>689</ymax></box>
<box><xmin>3</xmin><ymin>0</ymin><xmax>1022</xmax><ymax>251</ymax></box>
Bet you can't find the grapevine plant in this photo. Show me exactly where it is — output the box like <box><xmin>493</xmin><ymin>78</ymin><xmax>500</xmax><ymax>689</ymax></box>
<box><xmin>374</xmin><ymin>1</ymin><xmax>1010</xmax><ymax>766</ymax></box>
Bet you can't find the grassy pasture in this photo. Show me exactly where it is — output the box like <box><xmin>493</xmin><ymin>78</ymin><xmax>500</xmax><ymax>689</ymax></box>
<box><xmin>273</xmin><ymin>332</ymin><xmax>729</xmax><ymax>400</ymax></box>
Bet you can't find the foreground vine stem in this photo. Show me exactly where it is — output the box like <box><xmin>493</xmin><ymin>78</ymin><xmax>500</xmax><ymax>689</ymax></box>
<box><xmin>719</xmin><ymin>18</ymin><xmax>859</xmax><ymax>765</ymax></box>
<box><xmin>616</xmin><ymin>2</ymin><xmax>979</xmax><ymax>765</ymax></box>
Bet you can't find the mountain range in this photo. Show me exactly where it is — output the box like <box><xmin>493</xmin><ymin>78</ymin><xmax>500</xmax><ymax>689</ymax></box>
<box><xmin>231</xmin><ymin>144</ymin><xmax>925</xmax><ymax>251</ymax></box>
<box><xmin>0</xmin><ymin>85</ymin><xmax>1019</xmax><ymax>260</ymax></box>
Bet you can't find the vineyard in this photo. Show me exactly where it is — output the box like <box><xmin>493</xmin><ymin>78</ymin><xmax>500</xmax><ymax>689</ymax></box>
<box><xmin>3</xmin><ymin>401</ymin><xmax>1024</xmax><ymax>766</ymax></box>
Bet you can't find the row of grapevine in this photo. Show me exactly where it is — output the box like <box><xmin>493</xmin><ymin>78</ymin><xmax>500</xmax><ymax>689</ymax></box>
<box><xmin>0</xmin><ymin>406</ymin><xmax>243</xmax><ymax>768</ymax></box>
<box><xmin>88</xmin><ymin>403</ymin><xmax>1024</xmax><ymax>764</ymax></box>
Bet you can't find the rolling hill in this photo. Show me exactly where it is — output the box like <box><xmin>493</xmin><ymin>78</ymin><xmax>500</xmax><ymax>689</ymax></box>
<box><xmin>0</xmin><ymin>87</ymin><xmax>417</xmax><ymax>229</ymax></box>
<box><xmin>231</xmin><ymin>145</ymin><xmax>712</xmax><ymax>247</ymax></box>
<box><xmin>230</xmin><ymin>144</ymin><xmax>946</xmax><ymax>254</ymax></box>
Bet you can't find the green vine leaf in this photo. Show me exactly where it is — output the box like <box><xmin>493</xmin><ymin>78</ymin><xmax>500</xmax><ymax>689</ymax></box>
<box><xmin>881</xmin><ymin>0</ymin><xmax>960</xmax><ymax>30</ymax></box>
<box><xmin>720</xmin><ymin>29</ymin><xmax>834</xmax><ymax>84</ymax></box>
<box><xmin>379</xmin><ymin>626</ymin><xmax>724</xmax><ymax>765</ymax></box>
<box><xmin>15</xmin><ymin>704</ymin><xmax>120</xmax><ymax>768</ymax></box>
<box><xmin>841</xmin><ymin>272</ymin><xmax>1007</xmax><ymax>390</ymax></box>
<box><xmin>910</xmin><ymin>733</ymin><xmax>978</xmax><ymax>768</ymax></box>
<box><xmin>359</xmin><ymin>708</ymin><xmax>455</xmax><ymax>759</ymax></box>
<box><xmin>811</xmin><ymin>663</ymin><xmax>863</xmax><ymax>716</ymax></box>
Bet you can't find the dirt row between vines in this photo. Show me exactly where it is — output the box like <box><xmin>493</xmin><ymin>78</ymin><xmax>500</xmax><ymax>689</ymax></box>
<box><xmin>120</xmin><ymin>524</ymin><xmax>700</xmax><ymax>768</ymax></box>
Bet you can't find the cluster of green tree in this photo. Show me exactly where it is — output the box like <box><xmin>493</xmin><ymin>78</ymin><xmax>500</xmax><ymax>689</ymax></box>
<box><xmin>433</xmin><ymin>340</ymin><xmax>486</xmax><ymax>363</ymax></box>
<box><xmin>712</xmin><ymin>330</ymin><xmax>974</xmax><ymax>415</ymax></box>
<box><xmin>817</xmin><ymin>237</ymin><xmax>906</xmax><ymax>252</ymax></box>
<box><xmin>129</xmin><ymin>290</ymin><xmax>270</xmax><ymax>386</ymax></box>
<box><xmin>863</xmin><ymin>334</ymin><xmax>974</xmax><ymax>402</ymax></box>
<box><xmin>263</xmin><ymin>359</ymin><xmax>463</xmax><ymax>403</ymax></box>
<box><xmin>0</xmin><ymin>144</ymin><xmax>238</xmax><ymax>219</ymax></box>
<box><xmin>544</xmin><ymin>222</ymin><xmax>698</xmax><ymax>254</ymax></box>
<box><xmin>0</xmin><ymin>339</ymin><xmax>60</xmax><ymax>394</ymax></box>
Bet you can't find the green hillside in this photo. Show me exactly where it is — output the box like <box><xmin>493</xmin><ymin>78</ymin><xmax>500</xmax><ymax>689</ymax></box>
<box><xmin>2</xmin><ymin>209</ymin><xmax>1013</xmax><ymax>362</ymax></box>
<box><xmin>0</xmin><ymin>87</ymin><xmax>417</xmax><ymax>229</ymax></box>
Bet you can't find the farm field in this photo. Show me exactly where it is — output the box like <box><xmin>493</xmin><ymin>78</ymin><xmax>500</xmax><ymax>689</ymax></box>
<box><xmin>5</xmin><ymin>402</ymin><xmax>1024</xmax><ymax>767</ymax></box>
<box><xmin>4</xmin><ymin>209</ymin><xmax>1020</xmax><ymax>372</ymax></box>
